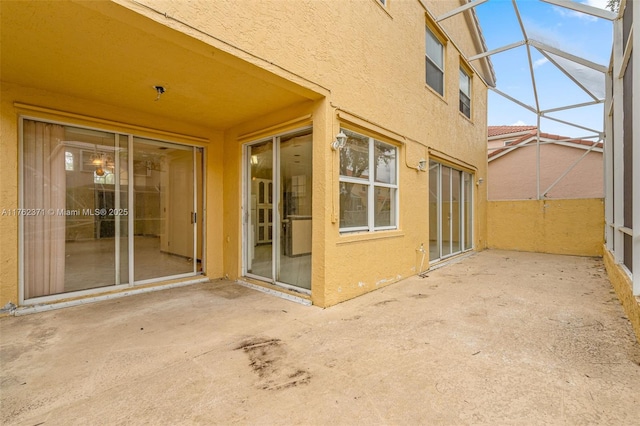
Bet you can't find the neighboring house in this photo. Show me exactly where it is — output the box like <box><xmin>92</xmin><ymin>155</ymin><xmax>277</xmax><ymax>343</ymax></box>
<box><xmin>0</xmin><ymin>0</ymin><xmax>495</xmax><ymax>311</ymax></box>
<box><xmin>487</xmin><ymin>126</ymin><xmax>604</xmax><ymax>200</ymax></box>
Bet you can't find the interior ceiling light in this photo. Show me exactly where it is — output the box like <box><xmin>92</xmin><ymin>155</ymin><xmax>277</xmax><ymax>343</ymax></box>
<box><xmin>153</xmin><ymin>85</ymin><xmax>166</xmax><ymax>101</ymax></box>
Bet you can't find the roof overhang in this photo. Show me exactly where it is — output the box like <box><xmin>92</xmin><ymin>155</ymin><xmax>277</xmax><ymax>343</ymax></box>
<box><xmin>0</xmin><ymin>1</ymin><xmax>326</xmax><ymax>131</ymax></box>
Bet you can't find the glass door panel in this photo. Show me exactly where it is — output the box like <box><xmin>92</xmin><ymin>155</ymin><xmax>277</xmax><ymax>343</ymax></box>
<box><xmin>247</xmin><ymin>141</ymin><xmax>274</xmax><ymax>280</ymax></box>
<box><xmin>22</xmin><ymin>120</ymin><xmax>122</xmax><ymax>298</ymax></box>
<box><xmin>464</xmin><ymin>172</ymin><xmax>473</xmax><ymax>251</ymax></box>
<box><xmin>428</xmin><ymin>161</ymin><xmax>474</xmax><ymax>263</ymax></box>
<box><xmin>429</xmin><ymin>160</ymin><xmax>440</xmax><ymax>261</ymax></box>
<box><xmin>133</xmin><ymin>138</ymin><xmax>194</xmax><ymax>281</ymax></box>
<box><xmin>22</xmin><ymin>119</ymin><xmax>203</xmax><ymax>301</ymax></box>
<box><xmin>452</xmin><ymin>169</ymin><xmax>462</xmax><ymax>253</ymax></box>
<box><xmin>441</xmin><ymin>166</ymin><xmax>452</xmax><ymax>257</ymax></box>
<box><xmin>277</xmin><ymin>132</ymin><xmax>312</xmax><ymax>289</ymax></box>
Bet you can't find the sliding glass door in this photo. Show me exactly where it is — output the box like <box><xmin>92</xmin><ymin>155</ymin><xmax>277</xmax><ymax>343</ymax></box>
<box><xmin>245</xmin><ymin>129</ymin><xmax>312</xmax><ymax>292</ymax></box>
<box><xmin>429</xmin><ymin>160</ymin><xmax>473</xmax><ymax>262</ymax></box>
<box><xmin>21</xmin><ymin>118</ymin><xmax>203</xmax><ymax>301</ymax></box>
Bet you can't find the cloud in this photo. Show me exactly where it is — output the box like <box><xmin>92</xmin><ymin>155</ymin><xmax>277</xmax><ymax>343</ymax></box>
<box><xmin>551</xmin><ymin>2</ymin><xmax>602</xmax><ymax>22</ymax></box>
<box><xmin>582</xmin><ymin>0</ymin><xmax>608</xmax><ymax>9</ymax></box>
<box><xmin>533</xmin><ymin>57</ymin><xmax>549</xmax><ymax>68</ymax></box>
<box><xmin>511</xmin><ymin>120</ymin><xmax>528</xmax><ymax>126</ymax></box>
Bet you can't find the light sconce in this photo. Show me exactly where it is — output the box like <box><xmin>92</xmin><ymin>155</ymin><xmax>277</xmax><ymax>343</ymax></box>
<box><xmin>417</xmin><ymin>159</ymin><xmax>427</xmax><ymax>171</ymax></box>
<box><xmin>250</xmin><ymin>155</ymin><xmax>258</xmax><ymax>165</ymax></box>
<box><xmin>477</xmin><ymin>177</ymin><xmax>484</xmax><ymax>185</ymax></box>
<box><xmin>330</xmin><ymin>131</ymin><xmax>348</xmax><ymax>151</ymax></box>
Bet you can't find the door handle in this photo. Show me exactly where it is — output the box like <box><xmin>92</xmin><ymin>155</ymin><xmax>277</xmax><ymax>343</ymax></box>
<box><xmin>191</xmin><ymin>212</ymin><xmax>197</xmax><ymax>224</ymax></box>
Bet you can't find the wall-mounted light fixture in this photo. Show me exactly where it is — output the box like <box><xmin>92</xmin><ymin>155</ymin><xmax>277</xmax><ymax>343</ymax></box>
<box><xmin>417</xmin><ymin>158</ymin><xmax>427</xmax><ymax>171</ymax></box>
<box><xmin>477</xmin><ymin>177</ymin><xmax>484</xmax><ymax>185</ymax></box>
<box><xmin>330</xmin><ymin>131</ymin><xmax>348</xmax><ymax>151</ymax></box>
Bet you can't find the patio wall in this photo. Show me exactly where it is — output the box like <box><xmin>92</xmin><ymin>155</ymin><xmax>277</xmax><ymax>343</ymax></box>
<box><xmin>604</xmin><ymin>249</ymin><xmax>640</xmax><ymax>342</ymax></box>
<box><xmin>487</xmin><ymin>198</ymin><xmax>604</xmax><ymax>256</ymax></box>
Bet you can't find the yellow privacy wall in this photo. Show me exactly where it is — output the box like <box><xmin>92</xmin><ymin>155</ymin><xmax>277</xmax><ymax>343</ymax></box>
<box><xmin>487</xmin><ymin>199</ymin><xmax>604</xmax><ymax>256</ymax></box>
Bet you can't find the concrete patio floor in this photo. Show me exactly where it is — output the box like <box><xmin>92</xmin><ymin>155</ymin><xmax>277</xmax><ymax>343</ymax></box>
<box><xmin>1</xmin><ymin>249</ymin><xmax>640</xmax><ymax>425</ymax></box>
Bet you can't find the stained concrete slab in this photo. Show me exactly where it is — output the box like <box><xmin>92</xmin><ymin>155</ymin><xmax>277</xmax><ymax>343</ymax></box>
<box><xmin>1</xmin><ymin>250</ymin><xmax>639</xmax><ymax>425</ymax></box>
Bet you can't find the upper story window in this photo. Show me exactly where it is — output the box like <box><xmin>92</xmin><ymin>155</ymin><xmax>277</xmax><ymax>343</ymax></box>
<box><xmin>426</xmin><ymin>26</ymin><xmax>445</xmax><ymax>96</ymax></box>
<box><xmin>339</xmin><ymin>128</ymin><xmax>398</xmax><ymax>233</ymax></box>
<box><xmin>459</xmin><ymin>67</ymin><xmax>471</xmax><ymax>118</ymax></box>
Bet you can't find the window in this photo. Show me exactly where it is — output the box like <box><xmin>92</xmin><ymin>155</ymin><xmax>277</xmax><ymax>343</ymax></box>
<box><xmin>339</xmin><ymin>128</ymin><xmax>398</xmax><ymax>233</ymax></box>
<box><xmin>65</xmin><ymin>151</ymin><xmax>74</xmax><ymax>171</ymax></box>
<box><xmin>459</xmin><ymin>67</ymin><xmax>471</xmax><ymax>118</ymax></box>
<box><xmin>426</xmin><ymin>26</ymin><xmax>444</xmax><ymax>95</ymax></box>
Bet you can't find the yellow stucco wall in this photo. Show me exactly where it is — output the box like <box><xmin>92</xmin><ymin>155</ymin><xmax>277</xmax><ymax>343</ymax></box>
<box><xmin>156</xmin><ymin>0</ymin><xmax>490</xmax><ymax>307</ymax></box>
<box><xmin>0</xmin><ymin>82</ymin><xmax>225</xmax><ymax>309</ymax></box>
<box><xmin>603</xmin><ymin>249</ymin><xmax>640</xmax><ymax>343</ymax></box>
<box><xmin>2</xmin><ymin>0</ymin><xmax>490</xmax><ymax>309</ymax></box>
<box><xmin>487</xmin><ymin>199</ymin><xmax>604</xmax><ymax>256</ymax></box>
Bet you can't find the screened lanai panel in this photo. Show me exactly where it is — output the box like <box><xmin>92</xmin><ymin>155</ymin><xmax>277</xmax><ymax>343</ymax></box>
<box><xmin>623</xmin><ymin>56</ymin><xmax>633</xmax><ymax>272</ymax></box>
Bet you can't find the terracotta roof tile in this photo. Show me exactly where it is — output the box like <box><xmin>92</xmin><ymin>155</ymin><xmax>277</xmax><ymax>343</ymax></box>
<box><xmin>488</xmin><ymin>127</ymin><xmax>603</xmax><ymax>158</ymax></box>
<box><xmin>488</xmin><ymin>125</ymin><xmax>537</xmax><ymax>137</ymax></box>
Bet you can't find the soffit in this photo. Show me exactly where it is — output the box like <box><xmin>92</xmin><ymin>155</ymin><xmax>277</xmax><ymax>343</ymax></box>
<box><xmin>0</xmin><ymin>1</ymin><xmax>320</xmax><ymax>131</ymax></box>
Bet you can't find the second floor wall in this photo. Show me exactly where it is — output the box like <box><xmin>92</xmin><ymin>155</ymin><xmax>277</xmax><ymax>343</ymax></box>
<box><xmin>120</xmin><ymin>0</ymin><xmax>493</xmax><ymax>163</ymax></box>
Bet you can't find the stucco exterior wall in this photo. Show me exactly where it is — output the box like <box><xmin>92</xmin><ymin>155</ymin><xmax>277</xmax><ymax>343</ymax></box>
<box><xmin>2</xmin><ymin>0</ymin><xmax>491</xmax><ymax>309</ymax></box>
<box><xmin>489</xmin><ymin>144</ymin><xmax>604</xmax><ymax>200</ymax></box>
<box><xmin>155</xmin><ymin>0</ymin><xmax>490</xmax><ymax>306</ymax></box>
<box><xmin>487</xmin><ymin>199</ymin><xmax>604</xmax><ymax>256</ymax></box>
<box><xmin>0</xmin><ymin>82</ymin><xmax>225</xmax><ymax>309</ymax></box>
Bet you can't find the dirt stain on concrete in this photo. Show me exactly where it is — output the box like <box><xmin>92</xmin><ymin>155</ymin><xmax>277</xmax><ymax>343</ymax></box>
<box><xmin>235</xmin><ymin>337</ymin><xmax>311</xmax><ymax>390</ymax></box>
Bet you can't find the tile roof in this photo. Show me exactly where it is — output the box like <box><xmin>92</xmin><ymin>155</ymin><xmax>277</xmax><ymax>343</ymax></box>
<box><xmin>488</xmin><ymin>127</ymin><xmax>604</xmax><ymax>159</ymax></box>
<box><xmin>488</xmin><ymin>125</ymin><xmax>537</xmax><ymax>137</ymax></box>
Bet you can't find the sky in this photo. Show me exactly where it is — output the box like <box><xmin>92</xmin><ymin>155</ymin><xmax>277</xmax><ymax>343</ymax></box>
<box><xmin>473</xmin><ymin>0</ymin><xmax>614</xmax><ymax>139</ymax></box>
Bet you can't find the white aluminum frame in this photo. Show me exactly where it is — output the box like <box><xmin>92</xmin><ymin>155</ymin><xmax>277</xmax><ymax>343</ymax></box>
<box><xmin>426</xmin><ymin>25</ymin><xmax>446</xmax><ymax>96</ymax></box>
<box><xmin>338</xmin><ymin>130</ymin><xmax>399</xmax><ymax>234</ymax></box>
<box><xmin>17</xmin><ymin>116</ymin><xmax>205</xmax><ymax>305</ymax></box>
<box><xmin>439</xmin><ymin>0</ymin><xmax>637</xmax><ymax>295</ymax></box>
<box><xmin>242</xmin><ymin>127</ymin><xmax>313</xmax><ymax>295</ymax></box>
<box><xmin>429</xmin><ymin>160</ymin><xmax>474</xmax><ymax>262</ymax></box>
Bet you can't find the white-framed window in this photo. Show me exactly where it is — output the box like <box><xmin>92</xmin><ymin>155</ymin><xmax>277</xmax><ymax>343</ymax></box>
<box><xmin>426</xmin><ymin>26</ymin><xmax>445</xmax><ymax>96</ymax></box>
<box><xmin>338</xmin><ymin>128</ymin><xmax>398</xmax><ymax>233</ymax></box>
<box><xmin>459</xmin><ymin>67</ymin><xmax>471</xmax><ymax>118</ymax></box>
<box><xmin>65</xmin><ymin>151</ymin><xmax>74</xmax><ymax>171</ymax></box>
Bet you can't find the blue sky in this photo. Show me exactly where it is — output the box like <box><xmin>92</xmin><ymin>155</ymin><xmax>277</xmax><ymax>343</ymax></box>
<box><xmin>474</xmin><ymin>0</ymin><xmax>613</xmax><ymax>139</ymax></box>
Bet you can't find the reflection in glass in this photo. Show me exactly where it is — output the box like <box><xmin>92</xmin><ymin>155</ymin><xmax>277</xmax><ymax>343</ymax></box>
<box><xmin>442</xmin><ymin>166</ymin><xmax>452</xmax><ymax>257</ymax></box>
<box><xmin>375</xmin><ymin>187</ymin><xmax>395</xmax><ymax>227</ymax></box>
<box><xmin>464</xmin><ymin>173</ymin><xmax>473</xmax><ymax>250</ymax></box>
<box><xmin>247</xmin><ymin>141</ymin><xmax>273</xmax><ymax>280</ymax></box>
<box><xmin>22</xmin><ymin>120</ymin><xmax>121</xmax><ymax>297</ymax></box>
<box><xmin>452</xmin><ymin>169</ymin><xmax>462</xmax><ymax>253</ymax></box>
<box><xmin>277</xmin><ymin>132</ymin><xmax>312</xmax><ymax>289</ymax></box>
<box><xmin>340</xmin><ymin>182</ymin><xmax>368</xmax><ymax>228</ymax></box>
<box><xmin>429</xmin><ymin>161</ymin><xmax>440</xmax><ymax>261</ymax></box>
<box><xmin>133</xmin><ymin>138</ymin><xmax>195</xmax><ymax>281</ymax></box>
<box><xmin>375</xmin><ymin>141</ymin><xmax>396</xmax><ymax>184</ymax></box>
<box><xmin>429</xmin><ymin>160</ymin><xmax>474</xmax><ymax>262</ymax></box>
<box><xmin>340</xmin><ymin>129</ymin><xmax>369</xmax><ymax>178</ymax></box>
<box><xmin>22</xmin><ymin>119</ymin><xmax>202</xmax><ymax>300</ymax></box>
